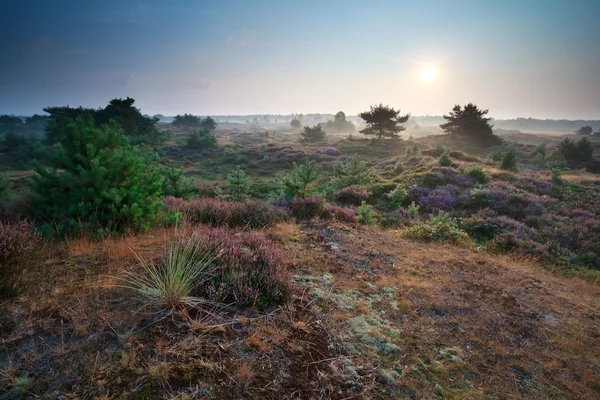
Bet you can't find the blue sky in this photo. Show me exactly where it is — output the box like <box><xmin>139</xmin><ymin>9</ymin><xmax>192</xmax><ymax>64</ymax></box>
<box><xmin>1</xmin><ymin>0</ymin><xmax>599</xmax><ymax>118</ymax></box>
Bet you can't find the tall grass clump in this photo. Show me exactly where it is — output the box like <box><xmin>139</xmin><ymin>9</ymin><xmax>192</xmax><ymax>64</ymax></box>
<box><xmin>124</xmin><ymin>237</ymin><xmax>217</xmax><ymax>310</ymax></box>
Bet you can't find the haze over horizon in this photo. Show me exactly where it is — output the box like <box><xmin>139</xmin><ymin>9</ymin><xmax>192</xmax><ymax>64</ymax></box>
<box><xmin>1</xmin><ymin>0</ymin><xmax>599</xmax><ymax>120</ymax></box>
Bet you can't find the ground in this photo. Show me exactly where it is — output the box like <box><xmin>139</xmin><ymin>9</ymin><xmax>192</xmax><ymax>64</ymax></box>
<box><xmin>1</xmin><ymin>220</ymin><xmax>599</xmax><ymax>399</ymax></box>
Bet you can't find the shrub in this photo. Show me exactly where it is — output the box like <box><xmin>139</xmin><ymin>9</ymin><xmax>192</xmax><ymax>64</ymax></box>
<box><xmin>387</xmin><ymin>185</ymin><xmax>407</xmax><ymax>210</ymax></box>
<box><xmin>0</xmin><ymin>175</ymin><xmax>12</xmax><ymax>200</ymax></box>
<box><xmin>185</xmin><ymin>129</ymin><xmax>218</xmax><ymax>149</ymax></box>
<box><xmin>334</xmin><ymin>185</ymin><xmax>372</xmax><ymax>206</ymax></box>
<box><xmin>557</xmin><ymin>137</ymin><xmax>593</xmax><ymax>164</ymax></box>
<box><xmin>287</xmin><ymin>197</ymin><xmax>326</xmax><ymax>221</ymax></box>
<box><xmin>421</xmin><ymin>167</ymin><xmax>476</xmax><ymax>188</ymax></box>
<box><xmin>458</xmin><ymin>165</ymin><xmax>490</xmax><ymax>183</ymax></box>
<box><xmin>31</xmin><ymin>116</ymin><xmax>163</xmax><ymax>235</ymax></box>
<box><xmin>438</xmin><ymin>152</ymin><xmax>452</xmax><ymax>166</ymax></box>
<box><xmin>576</xmin><ymin>137</ymin><xmax>593</xmax><ymax>162</ymax></box>
<box><xmin>281</xmin><ymin>156</ymin><xmax>320</xmax><ymax>200</ymax></box>
<box><xmin>187</xmin><ymin>228</ymin><xmax>290</xmax><ymax>308</ymax></box>
<box><xmin>357</xmin><ymin>201</ymin><xmax>377</xmax><ymax>225</ymax></box>
<box><xmin>325</xmin><ymin>204</ymin><xmax>357</xmax><ymax>223</ymax></box>
<box><xmin>532</xmin><ymin>143</ymin><xmax>547</xmax><ymax>158</ymax></box>
<box><xmin>162</xmin><ymin>166</ymin><xmax>196</xmax><ymax>199</ymax></box>
<box><xmin>499</xmin><ymin>148</ymin><xmax>520</xmax><ymax>171</ymax></box>
<box><xmin>331</xmin><ymin>156</ymin><xmax>374</xmax><ymax>188</ymax></box>
<box><xmin>402</xmin><ymin>212</ymin><xmax>470</xmax><ymax>244</ymax></box>
<box><xmin>0</xmin><ymin>220</ymin><xmax>42</xmax><ymax>266</ymax></box>
<box><xmin>218</xmin><ymin>166</ymin><xmax>251</xmax><ymax>201</ymax></box>
<box><xmin>299</xmin><ymin>125</ymin><xmax>326</xmax><ymax>143</ymax></box>
<box><xmin>408</xmin><ymin>201</ymin><xmax>420</xmax><ymax>219</ymax></box>
<box><xmin>172</xmin><ymin>114</ymin><xmax>201</xmax><ymax>127</ymax></box>
<box><xmin>165</xmin><ymin>197</ymin><xmax>286</xmax><ymax>229</ymax></box>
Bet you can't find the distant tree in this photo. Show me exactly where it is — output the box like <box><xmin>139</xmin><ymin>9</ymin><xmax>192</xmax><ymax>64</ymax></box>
<box><xmin>172</xmin><ymin>114</ymin><xmax>201</xmax><ymax>127</ymax></box>
<box><xmin>290</xmin><ymin>119</ymin><xmax>302</xmax><ymax>128</ymax></box>
<box><xmin>25</xmin><ymin>114</ymin><xmax>48</xmax><ymax>125</ymax></box>
<box><xmin>358</xmin><ymin>104</ymin><xmax>410</xmax><ymax>139</ymax></box>
<box><xmin>299</xmin><ymin>125</ymin><xmax>326</xmax><ymax>143</ymax></box>
<box><xmin>0</xmin><ymin>115</ymin><xmax>23</xmax><ymax>130</ymax></box>
<box><xmin>576</xmin><ymin>125</ymin><xmax>593</xmax><ymax>135</ymax></box>
<box><xmin>201</xmin><ymin>116</ymin><xmax>217</xmax><ymax>131</ymax></box>
<box><xmin>439</xmin><ymin>103</ymin><xmax>497</xmax><ymax>143</ymax></box>
<box><xmin>43</xmin><ymin>106</ymin><xmax>96</xmax><ymax>144</ymax></box>
<box><xmin>324</xmin><ymin>111</ymin><xmax>355</xmax><ymax>133</ymax></box>
<box><xmin>559</xmin><ymin>137</ymin><xmax>594</xmax><ymax>163</ymax></box>
<box><xmin>31</xmin><ymin>116</ymin><xmax>163</xmax><ymax>235</ymax></box>
<box><xmin>185</xmin><ymin>129</ymin><xmax>217</xmax><ymax>149</ymax></box>
<box><xmin>595</xmin><ymin>129</ymin><xmax>600</xmax><ymax>136</ymax></box>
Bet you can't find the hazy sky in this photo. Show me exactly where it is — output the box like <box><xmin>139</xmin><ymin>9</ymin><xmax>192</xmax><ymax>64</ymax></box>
<box><xmin>1</xmin><ymin>0</ymin><xmax>599</xmax><ymax>119</ymax></box>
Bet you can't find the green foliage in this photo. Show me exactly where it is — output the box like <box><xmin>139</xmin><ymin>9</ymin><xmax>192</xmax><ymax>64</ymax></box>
<box><xmin>324</xmin><ymin>111</ymin><xmax>355</xmax><ymax>133</ymax></box>
<box><xmin>172</xmin><ymin>113</ymin><xmax>201</xmax><ymax>127</ymax></box>
<box><xmin>387</xmin><ymin>185</ymin><xmax>407</xmax><ymax>210</ymax></box>
<box><xmin>201</xmin><ymin>116</ymin><xmax>218</xmax><ymax>131</ymax></box>
<box><xmin>162</xmin><ymin>166</ymin><xmax>196</xmax><ymax>199</ymax></box>
<box><xmin>532</xmin><ymin>143</ymin><xmax>547</xmax><ymax>158</ymax></box>
<box><xmin>440</xmin><ymin>103</ymin><xmax>498</xmax><ymax>143</ymax></box>
<box><xmin>331</xmin><ymin>155</ymin><xmax>374</xmax><ymax>188</ymax></box>
<box><xmin>357</xmin><ymin>201</ymin><xmax>377</xmax><ymax>225</ymax></box>
<box><xmin>576</xmin><ymin>125</ymin><xmax>592</xmax><ymax>135</ymax></box>
<box><xmin>546</xmin><ymin>152</ymin><xmax>566</xmax><ymax>184</ymax></box>
<box><xmin>408</xmin><ymin>201</ymin><xmax>420</xmax><ymax>219</ymax></box>
<box><xmin>403</xmin><ymin>211</ymin><xmax>470</xmax><ymax>244</ymax></box>
<box><xmin>0</xmin><ymin>174</ymin><xmax>12</xmax><ymax>200</ymax></box>
<box><xmin>0</xmin><ymin>115</ymin><xmax>24</xmax><ymax>132</ymax></box>
<box><xmin>31</xmin><ymin>116</ymin><xmax>163</xmax><ymax>235</ymax></box>
<box><xmin>487</xmin><ymin>149</ymin><xmax>504</xmax><ymax>163</ymax></box>
<box><xmin>299</xmin><ymin>125</ymin><xmax>326</xmax><ymax>143</ymax></box>
<box><xmin>438</xmin><ymin>152</ymin><xmax>452</xmax><ymax>166</ymax></box>
<box><xmin>359</xmin><ymin>104</ymin><xmax>410</xmax><ymax>139</ymax></box>
<box><xmin>458</xmin><ymin>165</ymin><xmax>490</xmax><ymax>183</ymax></box>
<box><xmin>281</xmin><ymin>157</ymin><xmax>320</xmax><ymax>200</ymax></box>
<box><xmin>556</xmin><ymin>137</ymin><xmax>594</xmax><ymax>164</ymax></box>
<box><xmin>185</xmin><ymin>129</ymin><xmax>218</xmax><ymax>149</ymax></box>
<box><xmin>435</xmin><ymin>142</ymin><xmax>446</xmax><ymax>155</ymax></box>
<box><xmin>218</xmin><ymin>166</ymin><xmax>252</xmax><ymax>201</ymax></box>
<box><xmin>499</xmin><ymin>148</ymin><xmax>520</xmax><ymax>171</ymax></box>
<box><xmin>290</xmin><ymin>118</ymin><xmax>301</xmax><ymax>128</ymax></box>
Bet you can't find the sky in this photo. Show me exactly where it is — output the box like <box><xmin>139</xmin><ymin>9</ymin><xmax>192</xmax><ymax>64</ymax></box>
<box><xmin>1</xmin><ymin>0</ymin><xmax>599</xmax><ymax>119</ymax></box>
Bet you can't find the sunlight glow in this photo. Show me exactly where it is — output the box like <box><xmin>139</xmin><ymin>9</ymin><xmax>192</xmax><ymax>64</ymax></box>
<box><xmin>420</xmin><ymin>67</ymin><xmax>437</xmax><ymax>82</ymax></box>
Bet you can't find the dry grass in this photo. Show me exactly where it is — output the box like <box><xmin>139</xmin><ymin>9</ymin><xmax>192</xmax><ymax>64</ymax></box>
<box><xmin>1</xmin><ymin>221</ymin><xmax>599</xmax><ymax>399</ymax></box>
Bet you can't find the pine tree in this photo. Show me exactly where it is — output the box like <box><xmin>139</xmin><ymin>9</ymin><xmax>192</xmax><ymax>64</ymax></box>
<box><xmin>162</xmin><ymin>166</ymin><xmax>196</xmax><ymax>199</ymax></box>
<box><xmin>439</xmin><ymin>103</ymin><xmax>497</xmax><ymax>143</ymax></box>
<box><xmin>299</xmin><ymin>125</ymin><xmax>326</xmax><ymax>143</ymax></box>
<box><xmin>221</xmin><ymin>166</ymin><xmax>252</xmax><ymax>200</ymax></box>
<box><xmin>359</xmin><ymin>104</ymin><xmax>409</xmax><ymax>139</ymax></box>
<box><xmin>331</xmin><ymin>155</ymin><xmax>374</xmax><ymax>188</ymax></box>
<box><xmin>31</xmin><ymin>116</ymin><xmax>163</xmax><ymax>235</ymax></box>
<box><xmin>282</xmin><ymin>156</ymin><xmax>320</xmax><ymax>200</ymax></box>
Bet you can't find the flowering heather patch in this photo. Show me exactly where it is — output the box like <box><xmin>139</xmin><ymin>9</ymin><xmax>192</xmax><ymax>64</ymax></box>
<box><xmin>287</xmin><ymin>197</ymin><xmax>326</xmax><ymax>221</ymax></box>
<box><xmin>515</xmin><ymin>177</ymin><xmax>554</xmax><ymax>196</ymax></box>
<box><xmin>0</xmin><ymin>220</ymin><xmax>42</xmax><ymax>266</ymax></box>
<box><xmin>408</xmin><ymin>184</ymin><xmax>467</xmax><ymax>213</ymax></box>
<box><xmin>325</xmin><ymin>204</ymin><xmax>357</xmax><ymax>223</ymax></box>
<box><xmin>184</xmin><ymin>227</ymin><xmax>291</xmax><ymax>308</ymax></box>
<box><xmin>333</xmin><ymin>185</ymin><xmax>372</xmax><ymax>206</ymax></box>
<box><xmin>323</xmin><ymin>147</ymin><xmax>340</xmax><ymax>156</ymax></box>
<box><xmin>421</xmin><ymin>166</ymin><xmax>476</xmax><ymax>188</ymax></box>
<box><xmin>164</xmin><ymin>196</ymin><xmax>286</xmax><ymax>229</ymax></box>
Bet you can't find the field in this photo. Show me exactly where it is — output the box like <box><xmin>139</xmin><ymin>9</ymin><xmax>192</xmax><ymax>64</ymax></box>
<box><xmin>1</xmin><ymin>122</ymin><xmax>600</xmax><ymax>399</ymax></box>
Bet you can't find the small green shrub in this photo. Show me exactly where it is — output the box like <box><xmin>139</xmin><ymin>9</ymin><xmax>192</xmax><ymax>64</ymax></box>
<box><xmin>281</xmin><ymin>157</ymin><xmax>320</xmax><ymax>200</ymax></box>
<box><xmin>532</xmin><ymin>143</ymin><xmax>547</xmax><ymax>158</ymax></box>
<box><xmin>185</xmin><ymin>129</ymin><xmax>217</xmax><ymax>149</ymax></box>
<box><xmin>438</xmin><ymin>152</ymin><xmax>452</xmax><ymax>166</ymax></box>
<box><xmin>402</xmin><ymin>211</ymin><xmax>470</xmax><ymax>244</ymax></box>
<box><xmin>458</xmin><ymin>165</ymin><xmax>490</xmax><ymax>183</ymax></box>
<box><xmin>331</xmin><ymin>155</ymin><xmax>374</xmax><ymax>189</ymax></box>
<box><xmin>357</xmin><ymin>201</ymin><xmax>377</xmax><ymax>225</ymax></box>
<box><xmin>0</xmin><ymin>174</ymin><xmax>12</xmax><ymax>200</ymax></box>
<box><xmin>499</xmin><ymin>148</ymin><xmax>520</xmax><ymax>171</ymax></box>
<box><xmin>299</xmin><ymin>125</ymin><xmax>326</xmax><ymax>143</ymax></box>
<box><xmin>387</xmin><ymin>185</ymin><xmax>407</xmax><ymax>210</ymax></box>
<box><xmin>408</xmin><ymin>201</ymin><xmax>420</xmax><ymax>219</ymax></box>
<box><xmin>162</xmin><ymin>166</ymin><xmax>196</xmax><ymax>199</ymax></box>
<box><xmin>218</xmin><ymin>166</ymin><xmax>251</xmax><ymax>201</ymax></box>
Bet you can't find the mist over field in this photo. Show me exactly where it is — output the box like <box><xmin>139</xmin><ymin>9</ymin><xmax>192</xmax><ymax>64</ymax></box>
<box><xmin>1</xmin><ymin>1</ymin><xmax>600</xmax><ymax>399</ymax></box>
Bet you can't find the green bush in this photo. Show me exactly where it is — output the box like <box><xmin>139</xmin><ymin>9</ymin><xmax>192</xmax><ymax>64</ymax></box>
<box><xmin>299</xmin><ymin>125</ymin><xmax>326</xmax><ymax>143</ymax></box>
<box><xmin>357</xmin><ymin>201</ymin><xmax>377</xmax><ymax>225</ymax></box>
<box><xmin>402</xmin><ymin>211</ymin><xmax>470</xmax><ymax>244</ymax></box>
<box><xmin>218</xmin><ymin>166</ymin><xmax>252</xmax><ymax>201</ymax></box>
<box><xmin>331</xmin><ymin>155</ymin><xmax>374</xmax><ymax>189</ymax></box>
<box><xmin>31</xmin><ymin>116</ymin><xmax>163</xmax><ymax>235</ymax></box>
<box><xmin>408</xmin><ymin>201</ymin><xmax>420</xmax><ymax>219</ymax></box>
<box><xmin>532</xmin><ymin>143</ymin><xmax>547</xmax><ymax>158</ymax></box>
<box><xmin>438</xmin><ymin>152</ymin><xmax>452</xmax><ymax>166</ymax></box>
<box><xmin>281</xmin><ymin>157</ymin><xmax>320</xmax><ymax>200</ymax></box>
<box><xmin>458</xmin><ymin>165</ymin><xmax>490</xmax><ymax>183</ymax></box>
<box><xmin>162</xmin><ymin>166</ymin><xmax>196</xmax><ymax>199</ymax></box>
<box><xmin>185</xmin><ymin>129</ymin><xmax>218</xmax><ymax>149</ymax></box>
<box><xmin>387</xmin><ymin>185</ymin><xmax>407</xmax><ymax>210</ymax></box>
<box><xmin>499</xmin><ymin>148</ymin><xmax>520</xmax><ymax>171</ymax></box>
<box><xmin>0</xmin><ymin>175</ymin><xmax>12</xmax><ymax>201</ymax></box>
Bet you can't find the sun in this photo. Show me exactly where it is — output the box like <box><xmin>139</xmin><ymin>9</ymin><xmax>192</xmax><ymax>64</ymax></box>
<box><xmin>420</xmin><ymin>67</ymin><xmax>437</xmax><ymax>82</ymax></box>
